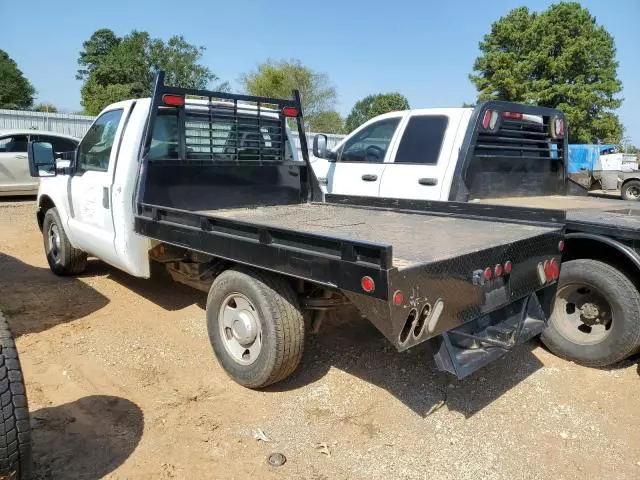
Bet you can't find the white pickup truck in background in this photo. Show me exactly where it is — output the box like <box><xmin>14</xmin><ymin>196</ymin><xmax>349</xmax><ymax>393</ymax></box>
<box><xmin>311</xmin><ymin>105</ymin><xmax>640</xmax><ymax>368</ymax></box>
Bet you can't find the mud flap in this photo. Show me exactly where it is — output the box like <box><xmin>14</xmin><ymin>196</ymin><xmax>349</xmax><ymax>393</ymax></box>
<box><xmin>432</xmin><ymin>293</ymin><xmax>546</xmax><ymax>379</ymax></box>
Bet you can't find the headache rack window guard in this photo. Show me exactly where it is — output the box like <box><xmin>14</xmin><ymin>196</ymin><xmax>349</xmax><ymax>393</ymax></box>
<box><xmin>135</xmin><ymin>71</ymin><xmax>314</xmax><ymax>204</ymax></box>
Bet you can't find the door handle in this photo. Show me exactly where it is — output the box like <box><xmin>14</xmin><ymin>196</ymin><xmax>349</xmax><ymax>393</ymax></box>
<box><xmin>15</xmin><ymin>155</ymin><xmax>27</xmax><ymax>159</ymax></box>
<box><xmin>317</xmin><ymin>176</ymin><xmax>328</xmax><ymax>186</ymax></box>
<box><xmin>418</xmin><ymin>177</ymin><xmax>438</xmax><ymax>186</ymax></box>
<box><xmin>362</xmin><ymin>174</ymin><xmax>378</xmax><ymax>182</ymax></box>
<box><xmin>102</xmin><ymin>187</ymin><xmax>110</xmax><ymax>209</ymax></box>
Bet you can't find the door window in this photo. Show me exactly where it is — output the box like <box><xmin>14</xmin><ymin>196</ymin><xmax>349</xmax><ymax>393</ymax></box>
<box><xmin>76</xmin><ymin>109</ymin><xmax>124</xmax><ymax>172</ymax></box>
<box><xmin>394</xmin><ymin>115</ymin><xmax>448</xmax><ymax>164</ymax></box>
<box><xmin>0</xmin><ymin>135</ymin><xmax>29</xmax><ymax>153</ymax></box>
<box><xmin>339</xmin><ymin>118</ymin><xmax>400</xmax><ymax>163</ymax></box>
<box><xmin>38</xmin><ymin>136</ymin><xmax>78</xmax><ymax>155</ymax></box>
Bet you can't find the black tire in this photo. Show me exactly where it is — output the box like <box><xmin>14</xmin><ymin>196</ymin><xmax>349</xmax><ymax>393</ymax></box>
<box><xmin>42</xmin><ymin>208</ymin><xmax>87</xmax><ymax>276</ymax></box>
<box><xmin>541</xmin><ymin>259</ymin><xmax>640</xmax><ymax>366</ymax></box>
<box><xmin>206</xmin><ymin>267</ymin><xmax>305</xmax><ymax>388</ymax></box>
<box><xmin>0</xmin><ymin>313</ymin><xmax>31</xmax><ymax>480</ymax></box>
<box><xmin>621</xmin><ymin>180</ymin><xmax>640</xmax><ymax>201</ymax></box>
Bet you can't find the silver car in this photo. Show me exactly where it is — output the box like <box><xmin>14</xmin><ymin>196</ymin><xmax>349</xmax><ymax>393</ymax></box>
<box><xmin>0</xmin><ymin>130</ymin><xmax>79</xmax><ymax>196</ymax></box>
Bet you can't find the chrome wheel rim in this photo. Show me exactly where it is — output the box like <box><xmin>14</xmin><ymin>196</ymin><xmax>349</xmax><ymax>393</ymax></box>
<box><xmin>218</xmin><ymin>293</ymin><xmax>262</xmax><ymax>365</ymax></box>
<box><xmin>626</xmin><ymin>185</ymin><xmax>640</xmax><ymax>199</ymax></box>
<box><xmin>48</xmin><ymin>223</ymin><xmax>61</xmax><ymax>262</ymax></box>
<box><xmin>554</xmin><ymin>282</ymin><xmax>613</xmax><ymax>344</ymax></box>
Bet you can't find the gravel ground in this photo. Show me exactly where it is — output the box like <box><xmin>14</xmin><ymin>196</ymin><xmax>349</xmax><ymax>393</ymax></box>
<box><xmin>0</xmin><ymin>199</ymin><xmax>638</xmax><ymax>479</ymax></box>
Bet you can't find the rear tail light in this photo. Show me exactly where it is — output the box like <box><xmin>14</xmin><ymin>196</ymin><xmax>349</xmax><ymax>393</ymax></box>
<box><xmin>484</xmin><ymin>267</ymin><xmax>492</xmax><ymax>281</ymax></box>
<box><xmin>361</xmin><ymin>276</ymin><xmax>375</xmax><ymax>293</ymax></box>
<box><xmin>558</xmin><ymin>240</ymin><xmax>565</xmax><ymax>252</ymax></box>
<box><xmin>393</xmin><ymin>290</ymin><xmax>404</xmax><ymax>306</ymax></box>
<box><xmin>502</xmin><ymin>111</ymin><xmax>523</xmax><ymax>120</ymax></box>
<box><xmin>550</xmin><ymin>258</ymin><xmax>560</xmax><ymax>280</ymax></box>
<box><xmin>481</xmin><ymin>110</ymin><xmax>499</xmax><ymax>131</ymax></box>
<box><xmin>494</xmin><ymin>264</ymin><xmax>503</xmax><ymax>277</ymax></box>
<box><xmin>538</xmin><ymin>258</ymin><xmax>560</xmax><ymax>284</ymax></box>
<box><xmin>503</xmin><ymin>261</ymin><xmax>512</xmax><ymax>274</ymax></box>
<box><xmin>551</xmin><ymin>117</ymin><xmax>565</xmax><ymax>138</ymax></box>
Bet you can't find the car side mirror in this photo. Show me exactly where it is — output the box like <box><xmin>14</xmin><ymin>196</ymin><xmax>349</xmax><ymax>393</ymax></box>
<box><xmin>313</xmin><ymin>134</ymin><xmax>328</xmax><ymax>159</ymax></box>
<box><xmin>28</xmin><ymin>141</ymin><xmax>56</xmax><ymax>177</ymax></box>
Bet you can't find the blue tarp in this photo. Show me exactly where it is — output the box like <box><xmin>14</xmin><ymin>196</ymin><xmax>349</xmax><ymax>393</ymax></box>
<box><xmin>568</xmin><ymin>144</ymin><xmax>616</xmax><ymax>173</ymax></box>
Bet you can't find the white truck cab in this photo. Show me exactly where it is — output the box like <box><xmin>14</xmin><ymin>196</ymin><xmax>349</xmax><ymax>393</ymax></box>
<box><xmin>313</xmin><ymin>107</ymin><xmax>549</xmax><ymax>202</ymax></box>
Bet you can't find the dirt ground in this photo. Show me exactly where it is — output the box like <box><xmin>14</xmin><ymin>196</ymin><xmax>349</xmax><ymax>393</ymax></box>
<box><xmin>0</xmin><ymin>199</ymin><xmax>638</xmax><ymax>480</ymax></box>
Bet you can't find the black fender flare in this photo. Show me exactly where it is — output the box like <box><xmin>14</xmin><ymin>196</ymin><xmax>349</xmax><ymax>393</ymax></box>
<box><xmin>565</xmin><ymin>232</ymin><xmax>640</xmax><ymax>271</ymax></box>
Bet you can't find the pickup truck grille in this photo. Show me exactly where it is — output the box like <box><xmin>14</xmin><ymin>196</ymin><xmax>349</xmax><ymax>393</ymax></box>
<box><xmin>473</xmin><ymin>119</ymin><xmax>563</xmax><ymax>161</ymax></box>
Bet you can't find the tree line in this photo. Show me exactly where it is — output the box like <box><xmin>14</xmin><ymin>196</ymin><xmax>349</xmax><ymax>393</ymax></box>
<box><xmin>0</xmin><ymin>2</ymin><xmax>631</xmax><ymax>144</ymax></box>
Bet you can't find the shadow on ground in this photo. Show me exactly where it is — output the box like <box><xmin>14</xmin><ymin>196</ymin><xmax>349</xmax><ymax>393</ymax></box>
<box><xmin>83</xmin><ymin>260</ymin><xmax>207</xmax><ymax>311</ymax></box>
<box><xmin>269</xmin><ymin>307</ymin><xmax>545</xmax><ymax>418</ymax></box>
<box><xmin>0</xmin><ymin>253</ymin><xmax>109</xmax><ymax>336</ymax></box>
<box><xmin>31</xmin><ymin>395</ymin><xmax>144</xmax><ymax>480</ymax></box>
<box><xmin>91</xmin><ymin>263</ymin><xmax>546</xmax><ymax>419</ymax></box>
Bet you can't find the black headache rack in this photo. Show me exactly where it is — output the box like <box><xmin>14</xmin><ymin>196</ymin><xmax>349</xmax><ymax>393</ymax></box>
<box><xmin>449</xmin><ymin>101</ymin><xmax>568</xmax><ymax>202</ymax></box>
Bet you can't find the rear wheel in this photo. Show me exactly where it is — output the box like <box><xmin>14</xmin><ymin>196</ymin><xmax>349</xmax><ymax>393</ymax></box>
<box><xmin>621</xmin><ymin>180</ymin><xmax>640</xmax><ymax>201</ymax></box>
<box><xmin>206</xmin><ymin>267</ymin><xmax>305</xmax><ymax>388</ymax></box>
<box><xmin>0</xmin><ymin>313</ymin><xmax>31</xmax><ymax>480</ymax></box>
<box><xmin>42</xmin><ymin>208</ymin><xmax>87</xmax><ymax>276</ymax></box>
<box><xmin>541</xmin><ymin>259</ymin><xmax>640</xmax><ymax>366</ymax></box>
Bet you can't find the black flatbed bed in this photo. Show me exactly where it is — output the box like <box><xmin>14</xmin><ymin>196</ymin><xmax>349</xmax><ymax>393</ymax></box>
<box><xmin>479</xmin><ymin>195</ymin><xmax>640</xmax><ymax>240</ymax></box>
<box><xmin>199</xmin><ymin>202</ymin><xmax>555</xmax><ymax>267</ymax></box>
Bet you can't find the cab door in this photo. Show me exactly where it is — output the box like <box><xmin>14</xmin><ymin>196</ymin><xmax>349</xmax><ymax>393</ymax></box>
<box><xmin>326</xmin><ymin>115</ymin><xmax>403</xmax><ymax>197</ymax></box>
<box><xmin>0</xmin><ymin>133</ymin><xmax>38</xmax><ymax>194</ymax></box>
<box><xmin>67</xmin><ymin>107</ymin><xmax>129</xmax><ymax>268</ymax></box>
<box><xmin>378</xmin><ymin>110</ymin><xmax>465</xmax><ymax>200</ymax></box>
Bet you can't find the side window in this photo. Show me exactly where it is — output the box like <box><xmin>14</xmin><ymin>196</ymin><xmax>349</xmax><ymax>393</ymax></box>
<box><xmin>0</xmin><ymin>135</ymin><xmax>29</xmax><ymax>153</ymax></box>
<box><xmin>77</xmin><ymin>109</ymin><xmax>124</xmax><ymax>172</ymax></box>
<box><xmin>394</xmin><ymin>115</ymin><xmax>449</xmax><ymax>165</ymax></box>
<box><xmin>339</xmin><ymin>118</ymin><xmax>400</xmax><ymax>163</ymax></box>
<box><xmin>39</xmin><ymin>136</ymin><xmax>78</xmax><ymax>154</ymax></box>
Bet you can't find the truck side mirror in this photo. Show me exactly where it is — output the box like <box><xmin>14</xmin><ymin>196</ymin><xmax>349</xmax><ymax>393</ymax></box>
<box><xmin>313</xmin><ymin>134</ymin><xmax>328</xmax><ymax>159</ymax></box>
<box><xmin>28</xmin><ymin>141</ymin><xmax>57</xmax><ymax>177</ymax></box>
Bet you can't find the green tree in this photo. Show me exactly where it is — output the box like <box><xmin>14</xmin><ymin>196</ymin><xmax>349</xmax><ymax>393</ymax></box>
<box><xmin>307</xmin><ymin>111</ymin><xmax>344</xmax><ymax>133</ymax></box>
<box><xmin>470</xmin><ymin>2</ymin><xmax>623</xmax><ymax>143</ymax></box>
<box><xmin>33</xmin><ymin>103</ymin><xmax>58</xmax><ymax>113</ymax></box>
<box><xmin>78</xmin><ymin>29</ymin><xmax>225</xmax><ymax>115</ymax></box>
<box><xmin>344</xmin><ymin>93</ymin><xmax>409</xmax><ymax>132</ymax></box>
<box><xmin>0</xmin><ymin>49</ymin><xmax>36</xmax><ymax>109</ymax></box>
<box><xmin>240</xmin><ymin>59</ymin><xmax>337</xmax><ymax>129</ymax></box>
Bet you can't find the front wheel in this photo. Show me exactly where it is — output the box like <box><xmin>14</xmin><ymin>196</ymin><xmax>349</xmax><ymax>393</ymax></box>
<box><xmin>206</xmin><ymin>267</ymin><xmax>305</xmax><ymax>388</ymax></box>
<box><xmin>541</xmin><ymin>259</ymin><xmax>640</xmax><ymax>366</ymax></box>
<box><xmin>42</xmin><ymin>208</ymin><xmax>87</xmax><ymax>276</ymax></box>
<box><xmin>621</xmin><ymin>180</ymin><xmax>640</xmax><ymax>201</ymax></box>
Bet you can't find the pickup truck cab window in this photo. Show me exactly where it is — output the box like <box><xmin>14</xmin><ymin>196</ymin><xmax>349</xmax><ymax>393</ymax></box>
<box><xmin>394</xmin><ymin>115</ymin><xmax>448</xmax><ymax>165</ymax></box>
<box><xmin>339</xmin><ymin>118</ymin><xmax>400</xmax><ymax>163</ymax></box>
<box><xmin>77</xmin><ymin>109</ymin><xmax>124</xmax><ymax>173</ymax></box>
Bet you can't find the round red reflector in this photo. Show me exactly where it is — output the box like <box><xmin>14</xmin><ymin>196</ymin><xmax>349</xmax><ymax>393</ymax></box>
<box><xmin>484</xmin><ymin>267</ymin><xmax>492</xmax><ymax>281</ymax></box>
<box><xmin>482</xmin><ymin>110</ymin><xmax>491</xmax><ymax>129</ymax></box>
<box><xmin>393</xmin><ymin>290</ymin><xmax>404</xmax><ymax>306</ymax></box>
<box><xmin>361</xmin><ymin>276</ymin><xmax>375</xmax><ymax>293</ymax></box>
<box><xmin>504</xmin><ymin>260</ymin><xmax>512</xmax><ymax>274</ymax></box>
<box><xmin>550</xmin><ymin>258</ymin><xmax>560</xmax><ymax>280</ymax></box>
<box><xmin>543</xmin><ymin>260</ymin><xmax>553</xmax><ymax>282</ymax></box>
<box><xmin>494</xmin><ymin>264</ymin><xmax>504</xmax><ymax>277</ymax></box>
<box><xmin>558</xmin><ymin>240</ymin><xmax>565</xmax><ymax>252</ymax></box>
<box><xmin>282</xmin><ymin>106</ymin><xmax>299</xmax><ymax>117</ymax></box>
